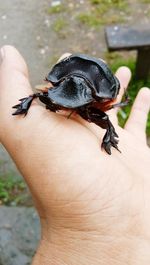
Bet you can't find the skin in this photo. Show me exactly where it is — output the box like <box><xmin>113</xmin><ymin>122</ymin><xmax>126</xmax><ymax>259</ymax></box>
<box><xmin>0</xmin><ymin>46</ymin><xmax>150</xmax><ymax>265</ymax></box>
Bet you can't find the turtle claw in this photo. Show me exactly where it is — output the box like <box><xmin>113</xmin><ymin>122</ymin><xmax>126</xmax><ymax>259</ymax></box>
<box><xmin>12</xmin><ymin>104</ymin><xmax>22</xmax><ymax>109</ymax></box>
<box><xmin>19</xmin><ymin>97</ymin><xmax>29</xmax><ymax>102</ymax></box>
<box><xmin>12</xmin><ymin>95</ymin><xmax>35</xmax><ymax>116</ymax></box>
<box><xmin>12</xmin><ymin>108</ymin><xmax>28</xmax><ymax>116</ymax></box>
<box><xmin>102</xmin><ymin>128</ymin><xmax>120</xmax><ymax>155</ymax></box>
<box><xmin>102</xmin><ymin>141</ymin><xmax>112</xmax><ymax>155</ymax></box>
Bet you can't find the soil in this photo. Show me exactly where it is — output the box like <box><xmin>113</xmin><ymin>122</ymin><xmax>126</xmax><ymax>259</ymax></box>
<box><xmin>0</xmin><ymin>206</ymin><xmax>40</xmax><ymax>265</ymax></box>
<box><xmin>0</xmin><ymin>0</ymin><xmax>150</xmax><ymax>85</ymax></box>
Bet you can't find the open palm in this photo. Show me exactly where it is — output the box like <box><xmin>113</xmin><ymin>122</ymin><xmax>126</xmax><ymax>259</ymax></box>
<box><xmin>0</xmin><ymin>46</ymin><xmax>150</xmax><ymax>264</ymax></box>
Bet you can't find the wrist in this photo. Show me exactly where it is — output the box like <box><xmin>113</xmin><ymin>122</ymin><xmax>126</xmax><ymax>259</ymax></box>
<box><xmin>32</xmin><ymin>226</ymin><xmax>150</xmax><ymax>265</ymax></box>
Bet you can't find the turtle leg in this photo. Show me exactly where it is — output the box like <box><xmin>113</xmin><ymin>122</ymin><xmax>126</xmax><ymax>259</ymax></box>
<box><xmin>12</xmin><ymin>92</ymin><xmax>62</xmax><ymax>116</ymax></box>
<box><xmin>78</xmin><ymin>107</ymin><xmax>120</xmax><ymax>155</ymax></box>
<box><xmin>38</xmin><ymin>94</ymin><xmax>62</xmax><ymax>113</ymax></box>
<box><xmin>109</xmin><ymin>93</ymin><xmax>130</xmax><ymax>110</ymax></box>
<box><xmin>45</xmin><ymin>103</ymin><xmax>61</xmax><ymax>112</ymax></box>
<box><xmin>12</xmin><ymin>93</ymin><xmax>41</xmax><ymax>116</ymax></box>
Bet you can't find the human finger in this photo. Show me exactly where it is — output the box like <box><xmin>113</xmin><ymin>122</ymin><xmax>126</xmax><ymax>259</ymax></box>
<box><xmin>125</xmin><ymin>87</ymin><xmax>150</xmax><ymax>144</ymax></box>
<box><xmin>0</xmin><ymin>45</ymin><xmax>34</xmax><ymax>116</ymax></box>
<box><xmin>58</xmin><ymin>53</ymin><xmax>71</xmax><ymax>62</ymax></box>
<box><xmin>108</xmin><ymin>66</ymin><xmax>131</xmax><ymax>125</ymax></box>
<box><xmin>0</xmin><ymin>45</ymin><xmax>48</xmax><ymax>145</ymax></box>
<box><xmin>114</xmin><ymin>66</ymin><xmax>131</xmax><ymax>113</ymax></box>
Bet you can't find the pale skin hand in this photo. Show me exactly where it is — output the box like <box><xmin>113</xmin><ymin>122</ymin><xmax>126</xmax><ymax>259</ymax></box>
<box><xmin>0</xmin><ymin>46</ymin><xmax>150</xmax><ymax>265</ymax></box>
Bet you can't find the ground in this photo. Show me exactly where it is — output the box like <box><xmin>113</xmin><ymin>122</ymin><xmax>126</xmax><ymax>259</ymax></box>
<box><xmin>0</xmin><ymin>0</ymin><xmax>150</xmax><ymax>263</ymax></box>
<box><xmin>0</xmin><ymin>206</ymin><xmax>40</xmax><ymax>265</ymax></box>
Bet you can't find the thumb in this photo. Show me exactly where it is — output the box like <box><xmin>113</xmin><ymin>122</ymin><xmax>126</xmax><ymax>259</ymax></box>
<box><xmin>0</xmin><ymin>46</ymin><xmax>43</xmax><ymax>144</ymax></box>
<box><xmin>0</xmin><ymin>45</ymin><xmax>62</xmax><ymax>148</ymax></box>
<box><xmin>0</xmin><ymin>45</ymin><xmax>33</xmax><ymax>116</ymax></box>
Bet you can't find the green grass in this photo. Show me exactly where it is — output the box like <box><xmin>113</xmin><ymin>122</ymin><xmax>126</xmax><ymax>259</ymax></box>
<box><xmin>52</xmin><ymin>18</ymin><xmax>68</xmax><ymax>38</ymax></box>
<box><xmin>107</xmin><ymin>55</ymin><xmax>150</xmax><ymax>136</ymax></box>
<box><xmin>90</xmin><ymin>0</ymin><xmax>128</xmax><ymax>8</ymax></box>
<box><xmin>52</xmin><ymin>18</ymin><xmax>67</xmax><ymax>33</ymax></box>
<box><xmin>0</xmin><ymin>175</ymin><xmax>27</xmax><ymax>206</ymax></box>
<box><xmin>47</xmin><ymin>4</ymin><xmax>66</xmax><ymax>14</ymax></box>
<box><xmin>77</xmin><ymin>0</ymin><xmax>128</xmax><ymax>28</ymax></box>
<box><xmin>77</xmin><ymin>13</ymin><xmax>102</xmax><ymax>27</ymax></box>
<box><xmin>90</xmin><ymin>0</ymin><xmax>124</xmax><ymax>3</ymax></box>
<box><xmin>140</xmin><ymin>0</ymin><xmax>150</xmax><ymax>3</ymax></box>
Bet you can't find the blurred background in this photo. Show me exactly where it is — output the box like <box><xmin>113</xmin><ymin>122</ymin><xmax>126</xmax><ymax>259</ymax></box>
<box><xmin>0</xmin><ymin>0</ymin><xmax>150</xmax><ymax>264</ymax></box>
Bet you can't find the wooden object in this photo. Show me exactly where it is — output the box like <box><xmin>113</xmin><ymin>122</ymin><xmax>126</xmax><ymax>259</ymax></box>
<box><xmin>105</xmin><ymin>25</ymin><xmax>150</xmax><ymax>79</ymax></box>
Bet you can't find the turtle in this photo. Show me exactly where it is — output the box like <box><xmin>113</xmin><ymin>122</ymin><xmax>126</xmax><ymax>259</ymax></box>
<box><xmin>12</xmin><ymin>54</ymin><xmax>128</xmax><ymax>154</ymax></box>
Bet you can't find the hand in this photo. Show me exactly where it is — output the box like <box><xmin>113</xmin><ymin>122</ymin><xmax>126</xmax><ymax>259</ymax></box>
<box><xmin>0</xmin><ymin>46</ymin><xmax>150</xmax><ymax>265</ymax></box>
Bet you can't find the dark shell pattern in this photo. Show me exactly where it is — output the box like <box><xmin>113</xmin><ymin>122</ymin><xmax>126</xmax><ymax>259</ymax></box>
<box><xmin>46</xmin><ymin>54</ymin><xmax>120</xmax><ymax>109</ymax></box>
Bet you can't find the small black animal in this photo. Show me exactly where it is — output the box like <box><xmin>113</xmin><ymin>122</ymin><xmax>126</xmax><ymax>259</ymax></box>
<box><xmin>12</xmin><ymin>54</ymin><xmax>128</xmax><ymax>154</ymax></box>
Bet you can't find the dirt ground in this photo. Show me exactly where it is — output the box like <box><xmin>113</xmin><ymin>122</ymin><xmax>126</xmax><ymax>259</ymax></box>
<box><xmin>0</xmin><ymin>0</ymin><xmax>150</xmax><ymax>85</ymax></box>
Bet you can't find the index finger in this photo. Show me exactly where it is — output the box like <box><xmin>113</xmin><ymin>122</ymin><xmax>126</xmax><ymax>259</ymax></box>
<box><xmin>108</xmin><ymin>66</ymin><xmax>131</xmax><ymax>124</ymax></box>
<box><xmin>114</xmin><ymin>66</ymin><xmax>131</xmax><ymax>113</ymax></box>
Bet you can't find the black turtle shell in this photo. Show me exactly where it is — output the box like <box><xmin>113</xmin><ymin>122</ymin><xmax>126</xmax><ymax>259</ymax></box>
<box><xmin>46</xmin><ymin>54</ymin><xmax>120</xmax><ymax>108</ymax></box>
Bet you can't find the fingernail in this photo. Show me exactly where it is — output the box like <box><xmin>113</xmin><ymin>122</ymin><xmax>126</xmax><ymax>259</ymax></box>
<box><xmin>0</xmin><ymin>47</ymin><xmax>5</xmax><ymax>65</ymax></box>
